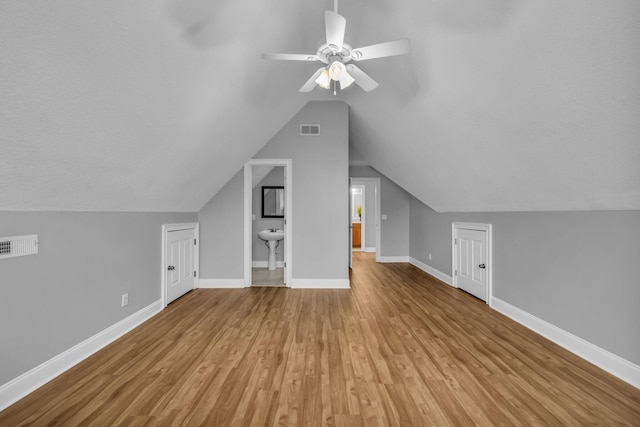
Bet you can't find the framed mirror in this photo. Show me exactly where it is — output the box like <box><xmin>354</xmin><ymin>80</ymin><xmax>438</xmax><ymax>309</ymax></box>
<box><xmin>262</xmin><ymin>186</ymin><xmax>285</xmax><ymax>218</ymax></box>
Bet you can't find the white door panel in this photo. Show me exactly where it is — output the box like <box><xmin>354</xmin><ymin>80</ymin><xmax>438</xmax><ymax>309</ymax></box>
<box><xmin>456</xmin><ymin>228</ymin><xmax>487</xmax><ymax>301</ymax></box>
<box><xmin>167</xmin><ymin>228</ymin><xmax>195</xmax><ymax>304</ymax></box>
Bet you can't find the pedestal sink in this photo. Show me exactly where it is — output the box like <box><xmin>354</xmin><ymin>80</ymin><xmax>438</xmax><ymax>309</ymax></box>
<box><xmin>258</xmin><ymin>229</ymin><xmax>284</xmax><ymax>270</ymax></box>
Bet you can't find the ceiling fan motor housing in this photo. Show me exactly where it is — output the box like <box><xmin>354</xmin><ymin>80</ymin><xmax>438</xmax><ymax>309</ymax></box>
<box><xmin>319</xmin><ymin>44</ymin><xmax>353</xmax><ymax>64</ymax></box>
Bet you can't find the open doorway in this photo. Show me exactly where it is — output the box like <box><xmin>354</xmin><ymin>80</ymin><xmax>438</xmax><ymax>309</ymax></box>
<box><xmin>351</xmin><ymin>185</ymin><xmax>365</xmax><ymax>251</ymax></box>
<box><xmin>252</xmin><ymin>167</ymin><xmax>285</xmax><ymax>287</ymax></box>
<box><xmin>349</xmin><ymin>177</ymin><xmax>381</xmax><ymax>263</ymax></box>
<box><xmin>244</xmin><ymin>159</ymin><xmax>292</xmax><ymax>287</ymax></box>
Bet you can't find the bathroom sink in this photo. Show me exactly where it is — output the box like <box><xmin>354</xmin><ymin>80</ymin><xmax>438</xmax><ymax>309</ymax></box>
<box><xmin>258</xmin><ymin>229</ymin><xmax>284</xmax><ymax>241</ymax></box>
<box><xmin>258</xmin><ymin>229</ymin><xmax>284</xmax><ymax>271</ymax></box>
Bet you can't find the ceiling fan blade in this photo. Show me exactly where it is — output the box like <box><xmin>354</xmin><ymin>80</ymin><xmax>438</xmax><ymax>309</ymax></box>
<box><xmin>262</xmin><ymin>53</ymin><xmax>322</xmax><ymax>62</ymax></box>
<box><xmin>299</xmin><ymin>67</ymin><xmax>327</xmax><ymax>92</ymax></box>
<box><xmin>325</xmin><ymin>10</ymin><xmax>346</xmax><ymax>53</ymax></box>
<box><xmin>350</xmin><ymin>38</ymin><xmax>410</xmax><ymax>61</ymax></box>
<box><xmin>346</xmin><ymin>65</ymin><xmax>379</xmax><ymax>92</ymax></box>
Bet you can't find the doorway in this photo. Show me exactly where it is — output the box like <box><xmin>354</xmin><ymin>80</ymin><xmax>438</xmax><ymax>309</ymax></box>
<box><xmin>452</xmin><ymin>222</ymin><xmax>492</xmax><ymax>304</ymax></box>
<box><xmin>252</xmin><ymin>167</ymin><xmax>285</xmax><ymax>287</ymax></box>
<box><xmin>244</xmin><ymin>159</ymin><xmax>293</xmax><ymax>287</ymax></box>
<box><xmin>350</xmin><ymin>178</ymin><xmax>381</xmax><ymax>263</ymax></box>
<box><xmin>351</xmin><ymin>185</ymin><xmax>365</xmax><ymax>251</ymax></box>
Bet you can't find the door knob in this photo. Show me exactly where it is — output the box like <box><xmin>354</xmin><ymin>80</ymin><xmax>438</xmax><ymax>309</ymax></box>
<box><xmin>167</xmin><ymin>265</ymin><xmax>175</xmax><ymax>271</ymax></box>
<box><xmin>478</xmin><ymin>263</ymin><xmax>486</xmax><ymax>269</ymax></box>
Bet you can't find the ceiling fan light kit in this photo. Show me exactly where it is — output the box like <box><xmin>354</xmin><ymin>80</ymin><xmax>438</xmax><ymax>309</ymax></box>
<box><xmin>261</xmin><ymin>1</ymin><xmax>410</xmax><ymax>94</ymax></box>
<box><xmin>315</xmin><ymin>70</ymin><xmax>331</xmax><ymax>90</ymax></box>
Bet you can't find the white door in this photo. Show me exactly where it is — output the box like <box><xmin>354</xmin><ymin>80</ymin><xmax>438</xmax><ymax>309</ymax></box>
<box><xmin>166</xmin><ymin>228</ymin><xmax>196</xmax><ymax>304</ymax></box>
<box><xmin>456</xmin><ymin>228</ymin><xmax>487</xmax><ymax>301</ymax></box>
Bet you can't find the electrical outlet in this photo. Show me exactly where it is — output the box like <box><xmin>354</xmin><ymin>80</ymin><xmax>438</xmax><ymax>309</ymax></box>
<box><xmin>429</xmin><ymin>253</ymin><xmax>432</xmax><ymax>260</ymax></box>
<box><xmin>121</xmin><ymin>293</ymin><xmax>129</xmax><ymax>307</ymax></box>
<box><xmin>381</xmin><ymin>214</ymin><xmax>388</xmax><ymax>220</ymax></box>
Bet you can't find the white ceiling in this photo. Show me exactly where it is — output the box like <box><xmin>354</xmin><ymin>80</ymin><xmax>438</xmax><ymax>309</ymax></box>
<box><xmin>1</xmin><ymin>0</ymin><xmax>639</xmax><ymax>212</ymax></box>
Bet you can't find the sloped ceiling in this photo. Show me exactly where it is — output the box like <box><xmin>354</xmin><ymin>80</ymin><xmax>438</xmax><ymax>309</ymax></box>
<box><xmin>1</xmin><ymin>0</ymin><xmax>639</xmax><ymax>212</ymax></box>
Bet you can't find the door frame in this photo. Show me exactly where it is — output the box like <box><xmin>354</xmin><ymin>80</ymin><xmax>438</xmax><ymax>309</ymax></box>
<box><xmin>161</xmin><ymin>222</ymin><xmax>199</xmax><ymax>307</ymax></box>
<box><xmin>349</xmin><ymin>178</ymin><xmax>352</xmax><ymax>268</ymax></box>
<box><xmin>452</xmin><ymin>222</ymin><xmax>492</xmax><ymax>306</ymax></box>
<box><xmin>244</xmin><ymin>159</ymin><xmax>293</xmax><ymax>287</ymax></box>
<box><xmin>350</xmin><ymin>177</ymin><xmax>381</xmax><ymax>262</ymax></box>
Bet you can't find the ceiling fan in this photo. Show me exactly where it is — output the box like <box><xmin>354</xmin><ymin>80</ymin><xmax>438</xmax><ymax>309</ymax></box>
<box><xmin>261</xmin><ymin>1</ymin><xmax>410</xmax><ymax>94</ymax></box>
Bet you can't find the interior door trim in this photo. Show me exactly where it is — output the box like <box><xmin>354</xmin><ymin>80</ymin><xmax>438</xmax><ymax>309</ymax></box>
<box><xmin>452</xmin><ymin>222</ymin><xmax>493</xmax><ymax>307</ymax></box>
<box><xmin>244</xmin><ymin>159</ymin><xmax>293</xmax><ymax>288</ymax></box>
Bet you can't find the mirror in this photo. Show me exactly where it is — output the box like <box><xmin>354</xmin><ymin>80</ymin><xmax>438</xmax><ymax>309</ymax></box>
<box><xmin>262</xmin><ymin>186</ymin><xmax>284</xmax><ymax>218</ymax></box>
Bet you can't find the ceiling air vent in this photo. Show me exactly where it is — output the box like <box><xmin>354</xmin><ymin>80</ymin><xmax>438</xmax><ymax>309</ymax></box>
<box><xmin>300</xmin><ymin>124</ymin><xmax>320</xmax><ymax>136</ymax></box>
<box><xmin>0</xmin><ymin>235</ymin><xmax>38</xmax><ymax>260</ymax></box>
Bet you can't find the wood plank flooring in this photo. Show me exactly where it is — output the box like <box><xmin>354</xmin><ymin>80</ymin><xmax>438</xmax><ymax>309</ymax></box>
<box><xmin>2</xmin><ymin>252</ymin><xmax>639</xmax><ymax>425</ymax></box>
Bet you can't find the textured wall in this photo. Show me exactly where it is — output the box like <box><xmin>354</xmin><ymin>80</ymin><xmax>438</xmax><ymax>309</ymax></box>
<box><xmin>253</xmin><ymin>101</ymin><xmax>350</xmax><ymax>280</ymax></box>
<box><xmin>0</xmin><ymin>211</ymin><xmax>196</xmax><ymax>385</ymax></box>
<box><xmin>409</xmin><ymin>198</ymin><xmax>640</xmax><ymax>366</ymax></box>
<box><xmin>4</xmin><ymin>2</ymin><xmax>638</xmax><ymax>213</ymax></box>
<box><xmin>198</xmin><ymin>170</ymin><xmax>244</xmax><ymax>279</ymax></box>
<box><xmin>199</xmin><ymin>100</ymin><xmax>350</xmax><ymax>281</ymax></box>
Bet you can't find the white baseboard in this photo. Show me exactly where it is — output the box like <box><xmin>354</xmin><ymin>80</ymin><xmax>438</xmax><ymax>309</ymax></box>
<box><xmin>491</xmin><ymin>297</ymin><xmax>640</xmax><ymax>390</ymax></box>
<box><xmin>409</xmin><ymin>257</ymin><xmax>454</xmax><ymax>287</ymax></box>
<box><xmin>290</xmin><ymin>278</ymin><xmax>350</xmax><ymax>289</ymax></box>
<box><xmin>252</xmin><ymin>261</ymin><xmax>284</xmax><ymax>268</ymax></box>
<box><xmin>199</xmin><ymin>278</ymin><xmax>246</xmax><ymax>288</ymax></box>
<box><xmin>364</xmin><ymin>247</ymin><xmax>376</xmax><ymax>253</ymax></box>
<box><xmin>0</xmin><ymin>299</ymin><xmax>163</xmax><ymax>412</ymax></box>
<box><xmin>378</xmin><ymin>256</ymin><xmax>410</xmax><ymax>263</ymax></box>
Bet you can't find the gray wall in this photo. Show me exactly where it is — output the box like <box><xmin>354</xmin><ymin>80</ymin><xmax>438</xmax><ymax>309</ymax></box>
<box><xmin>349</xmin><ymin>166</ymin><xmax>410</xmax><ymax>257</ymax></box>
<box><xmin>253</xmin><ymin>167</ymin><xmax>285</xmax><ymax>263</ymax></box>
<box><xmin>0</xmin><ymin>210</ymin><xmax>196</xmax><ymax>385</ymax></box>
<box><xmin>409</xmin><ymin>197</ymin><xmax>640</xmax><ymax>366</ymax></box>
<box><xmin>199</xmin><ymin>100</ymin><xmax>350</xmax><ymax>281</ymax></box>
<box><xmin>254</xmin><ymin>101</ymin><xmax>349</xmax><ymax>280</ymax></box>
<box><xmin>199</xmin><ymin>170</ymin><xmax>244</xmax><ymax>279</ymax></box>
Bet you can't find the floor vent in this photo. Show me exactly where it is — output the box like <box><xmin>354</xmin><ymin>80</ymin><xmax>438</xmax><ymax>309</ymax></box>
<box><xmin>300</xmin><ymin>124</ymin><xmax>320</xmax><ymax>136</ymax></box>
<box><xmin>0</xmin><ymin>235</ymin><xmax>39</xmax><ymax>260</ymax></box>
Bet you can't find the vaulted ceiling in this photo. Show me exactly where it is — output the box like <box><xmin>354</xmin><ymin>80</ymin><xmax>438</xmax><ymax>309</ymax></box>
<box><xmin>1</xmin><ymin>0</ymin><xmax>639</xmax><ymax>212</ymax></box>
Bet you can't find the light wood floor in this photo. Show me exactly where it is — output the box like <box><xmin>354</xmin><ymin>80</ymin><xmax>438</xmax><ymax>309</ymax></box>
<box><xmin>252</xmin><ymin>267</ymin><xmax>285</xmax><ymax>287</ymax></box>
<box><xmin>2</xmin><ymin>252</ymin><xmax>639</xmax><ymax>426</ymax></box>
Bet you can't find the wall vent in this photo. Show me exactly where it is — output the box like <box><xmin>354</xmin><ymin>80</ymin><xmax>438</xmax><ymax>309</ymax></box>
<box><xmin>300</xmin><ymin>124</ymin><xmax>320</xmax><ymax>136</ymax></box>
<box><xmin>0</xmin><ymin>235</ymin><xmax>38</xmax><ymax>260</ymax></box>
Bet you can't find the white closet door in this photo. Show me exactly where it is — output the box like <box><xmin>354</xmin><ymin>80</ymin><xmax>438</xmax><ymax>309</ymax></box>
<box><xmin>166</xmin><ymin>228</ymin><xmax>195</xmax><ymax>304</ymax></box>
<box><xmin>456</xmin><ymin>228</ymin><xmax>487</xmax><ymax>301</ymax></box>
